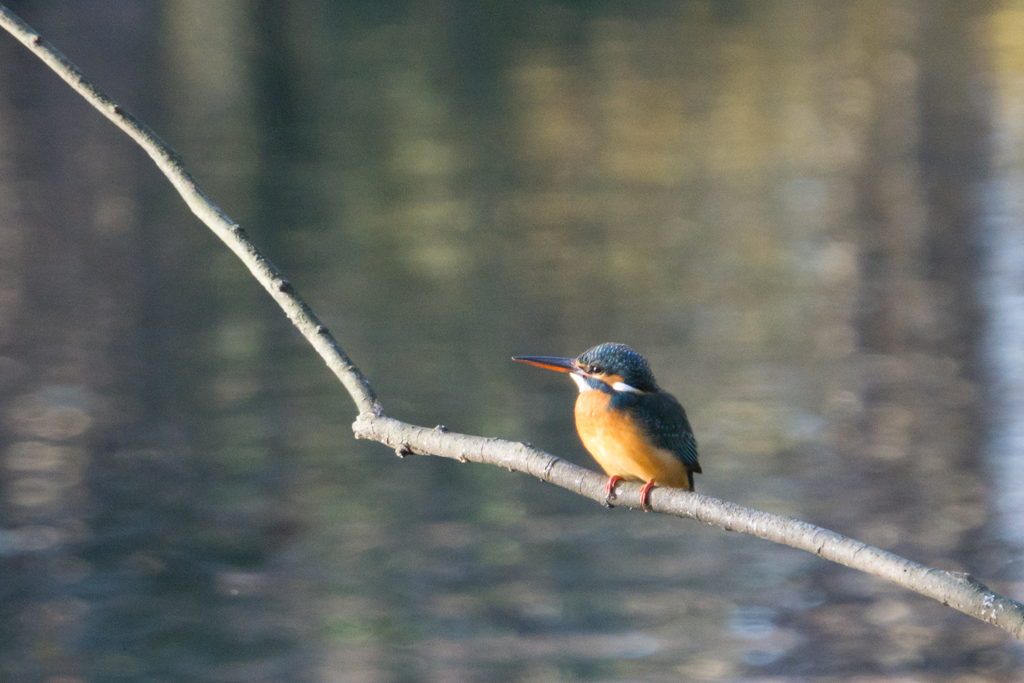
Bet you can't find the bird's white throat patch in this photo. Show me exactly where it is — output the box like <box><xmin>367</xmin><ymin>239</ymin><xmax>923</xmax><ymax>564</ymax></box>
<box><xmin>570</xmin><ymin>373</ymin><xmax>590</xmax><ymax>393</ymax></box>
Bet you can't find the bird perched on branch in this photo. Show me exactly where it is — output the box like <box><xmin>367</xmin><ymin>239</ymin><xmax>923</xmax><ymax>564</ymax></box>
<box><xmin>513</xmin><ymin>343</ymin><xmax>700</xmax><ymax>508</ymax></box>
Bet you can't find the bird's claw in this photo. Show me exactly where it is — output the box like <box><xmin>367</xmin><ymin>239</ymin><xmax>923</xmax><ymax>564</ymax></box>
<box><xmin>638</xmin><ymin>479</ymin><xmax>656</xmax><ymax>511</ymax></box>
<box><xmin>604</xmin><ymin>475</ymin><xmax>624</xmax><ymax>507</ymax></box>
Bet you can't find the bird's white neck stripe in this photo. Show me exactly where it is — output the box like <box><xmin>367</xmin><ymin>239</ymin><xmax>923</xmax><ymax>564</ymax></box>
<box><xmin>570</xmin><ymin>373</ymin><xmax>644</xmax><ymax>395</ymax></box>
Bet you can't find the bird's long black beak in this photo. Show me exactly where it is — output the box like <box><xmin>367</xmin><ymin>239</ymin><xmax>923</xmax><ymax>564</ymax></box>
<box><xmin>512</xmin><ymin>355</ymin><xmax>580</xmax><ymax>374</ymax></box>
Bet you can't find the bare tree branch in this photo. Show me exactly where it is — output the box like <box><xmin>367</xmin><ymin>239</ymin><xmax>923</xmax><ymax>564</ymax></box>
<box><xmin>2</xmin><ymin>3</ymin><xmax>1021</xmax><ymax>641</ymax></box>
<box><xmin>353</xmin><ymin>415</ymin><xmax>1024</xmax><ymax>639</ymax></box>
<box><xmin>0</xmin><ymin>6</ymin><xmax>379</xmax><ymax>417</ymax></box>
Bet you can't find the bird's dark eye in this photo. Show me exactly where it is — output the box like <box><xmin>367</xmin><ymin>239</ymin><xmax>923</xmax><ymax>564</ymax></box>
<box><xmin>588</xmin><ymin>364</ymin><xmax>603</xmax><ymax>374</ymax></box>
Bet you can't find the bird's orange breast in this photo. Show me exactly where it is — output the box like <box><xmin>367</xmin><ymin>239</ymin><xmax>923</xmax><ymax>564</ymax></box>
<box><xmin>574</xmin><ymin>390</ymin><xmax>693</xmax><ymax>490</ymax></box>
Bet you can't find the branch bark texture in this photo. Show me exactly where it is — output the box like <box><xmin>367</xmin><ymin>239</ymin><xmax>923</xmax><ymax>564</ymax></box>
<box><xmin>2</xmin><ymin>3</ymin><xmax>1021</xmax><ymax>641</ymax></box>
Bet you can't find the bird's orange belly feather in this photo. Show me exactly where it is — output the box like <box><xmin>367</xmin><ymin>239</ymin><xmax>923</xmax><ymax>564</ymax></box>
<box><xmin>574</xmin><ymin>390</ymin><xmax>692</xmax><ymax>490</ymax></box>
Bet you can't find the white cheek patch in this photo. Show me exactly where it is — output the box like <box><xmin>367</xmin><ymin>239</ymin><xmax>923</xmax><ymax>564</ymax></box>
<box><xmin>611</xmin><ymin>381</ymin><xmax>643</xmax><ymax>394</ymax></box>
<box><xmin>570</xmin><ymin>373</ymin><xmax>590</xmax><ymax>393</ymax></box>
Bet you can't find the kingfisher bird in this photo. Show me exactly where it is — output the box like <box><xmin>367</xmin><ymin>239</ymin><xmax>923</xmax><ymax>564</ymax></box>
<box><xmin>513</xmin><ymin>343</ymin><xmax>700</xmax><ymax>508</ymax></box>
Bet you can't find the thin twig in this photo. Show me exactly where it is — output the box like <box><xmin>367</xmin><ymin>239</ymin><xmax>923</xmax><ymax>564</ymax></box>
<box><xmin>2</xmin><ymin>3</ymin><xmax>1021</xmax><ymax>640</ymax></box>
<box><xmin>0</xmin><ymin>6</ymin><xmax>379</xmax><ymax>416</ymax></box>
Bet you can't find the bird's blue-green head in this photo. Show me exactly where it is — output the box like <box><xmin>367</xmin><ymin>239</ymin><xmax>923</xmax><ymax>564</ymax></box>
<box><xmin>513</xmin><ymin>342</ymin><xmax>659</xmax><ymax>394</ymax></box>
<box><xmin>575</xmin><ymin>343</ymin><xmax>658</xmax><ymax>393</ymax></box>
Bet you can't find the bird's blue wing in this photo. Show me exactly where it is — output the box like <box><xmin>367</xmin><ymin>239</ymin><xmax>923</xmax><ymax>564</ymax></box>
<box><xmin>615</xmin><ymin>391</ymin><xmax>700</xmax><ymax>471</ymax></box>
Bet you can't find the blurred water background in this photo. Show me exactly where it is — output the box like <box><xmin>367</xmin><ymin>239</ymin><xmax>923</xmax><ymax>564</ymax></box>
<box><xmin>1</xmin><ymin>1</ymin><xmax>1024</xmax><ymax>681</ymax></box>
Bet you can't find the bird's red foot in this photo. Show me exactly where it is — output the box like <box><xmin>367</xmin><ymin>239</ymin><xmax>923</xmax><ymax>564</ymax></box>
<box><xmin>638</xmin><ymin>479</ymin><xmax>657</xmax><ymax>510</ymax></box>
<box><xmin>604</xmin><ymin>475</ymin><xmax>624</xmax><ymax>506</ymax></box>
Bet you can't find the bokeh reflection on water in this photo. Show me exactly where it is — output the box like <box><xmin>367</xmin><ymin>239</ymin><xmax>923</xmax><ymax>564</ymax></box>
<box><xmin>1</xmin><ymin>1</ymin><xmax>1024</xmax><ymax>681</ymax></box>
